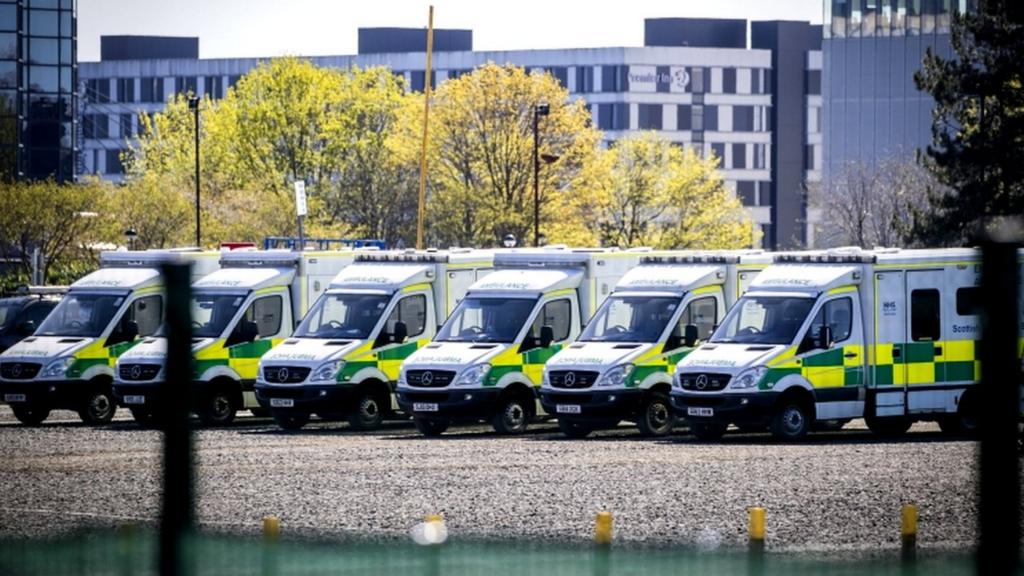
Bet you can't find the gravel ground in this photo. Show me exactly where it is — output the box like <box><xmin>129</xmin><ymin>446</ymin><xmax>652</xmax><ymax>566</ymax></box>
<box><xmin>0</xmin><ymin>405</ymin><xmax>984</xmax><ymax>552</ymax></box>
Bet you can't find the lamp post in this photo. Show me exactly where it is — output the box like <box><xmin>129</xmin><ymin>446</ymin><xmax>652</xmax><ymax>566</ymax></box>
<box><xmin>124</xmin><ymin>227</ymin><xmax>138</xmax><ymax>251</ymax></box>
<box><xmin>533</xmin><ymin>103</ymin><xmax>550</xmax><ymax>247</ymax></box>
<box><xmin>188</xmin><ymin>96</ymin><xmax>201</xmax><ymax>247</ymax></box>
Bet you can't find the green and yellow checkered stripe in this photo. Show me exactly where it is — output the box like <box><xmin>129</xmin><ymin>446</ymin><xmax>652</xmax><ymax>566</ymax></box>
<box><xmin>66</xmin><ymin>339</ymin><xmax>141</xmax><ymax>379</ymax></box>
<box><xmin>339</xmin><ymin>339</ymin><xmax>431</xmax><ymax>383</ymax></box>
<box><xmin>760</xmin><ymin>345</ymin><xmax>865</xmax><ymax>390</ymax></box>
<box><xmin>195</xmin><ymin>338</ymin><xmax>285</xmax><ymax>381</ymax></box>
<box><xmin>873</xmin><ymin>339</ymin><xmax>978</xmax><ymax>386</ymax></box>
<box><xmin>624</xmin><ymin>344</ymin><xmax>695</xmax><ymax>387</ymax></box>
<box><xmin>486</xmin><ymin>344</ymin><xmax>564</xmax><ymax>387</ymax></box>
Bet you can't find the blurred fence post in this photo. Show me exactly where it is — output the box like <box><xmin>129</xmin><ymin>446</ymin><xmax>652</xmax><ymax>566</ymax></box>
<box><xmin>160</xmin><ymin>263</ymin><xmax>194</xmax><ymax>576</ymax></box>
<box><xmin>900</xmin><ymin>504</ymin><xmax>917</xmax><ymax>563</ymax></box>
<box><xmin>977</xmin><ymin>228</ymin><xmax>1021</xmax><ymax>576</ymax></box>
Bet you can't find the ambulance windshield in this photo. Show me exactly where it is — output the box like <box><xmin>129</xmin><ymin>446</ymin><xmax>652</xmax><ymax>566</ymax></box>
<box><xmin>294</xmin><ymin>292</ymin><xmax>391</xmax><ymax>339</ymax></box>
<box><xmin>436</xmin><ymin>297</ymin><xmax>537</xmax><ymax>343</ymax></box>
<box><xmin>579</xmin><ymin>296</ymin><xmax>680</xmax><ymax>343</ymax></box>
<box><xmin>711</xmin><ymin>295</ymin><xmax>814</xmax><ymax>345</ymax></box>
<box><xmin>36</xmin><ymin>293</ymin><xmax>125</xmax><ymax>337</ymax></box>
<box><xmin>189</xmin><ymin>292</ymin><xmax>247</xmax><ymax>338</ymax></box>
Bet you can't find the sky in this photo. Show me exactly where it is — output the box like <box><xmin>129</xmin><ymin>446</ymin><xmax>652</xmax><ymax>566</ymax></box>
<box><xmin>77</xmin><ymin>0</ymin><xmax>823</xmax><ymax>62</ymax></box>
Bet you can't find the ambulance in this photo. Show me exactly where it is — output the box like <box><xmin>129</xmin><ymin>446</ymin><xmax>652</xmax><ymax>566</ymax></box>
<box><xmin>0</xmin><ymin>249</ymin><xmax>220</xmax><ymax>425</ymax></box>
<box><xmin>671</xmin><ymin>247</ymin><xmax>1024</xmax><ymax>441</ymax></box>
<box><xmin>113</xmin><ymin>249</ymin><xmax>354</xmax><ymax>426</ymax></box>
<box><xmin>255</xmin><ymin>249</ymin><xmax>494</xmax><ymax>431</ymax></box>
<box><xmin>396</xmin><ymin>248</ymin><xmax>646</xmax><ymax>436</ymax></box>
<box><xmin>540</xmin><ymin>251</ymin><xmax>770</xmax><ymax>438</ymax></box>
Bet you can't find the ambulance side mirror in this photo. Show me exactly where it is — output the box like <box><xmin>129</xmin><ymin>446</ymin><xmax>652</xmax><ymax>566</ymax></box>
<box><xmin>683</xmin><ymin>324</ymin><xmax>699</xmax><ymax>348</ymax></box>
<box><xmin>540</xmin><ymin>325</ymin><xmax>554</xmax><ymax>348</ymax></box>
<box><xmin>393</xmin><ymin>320</ymin><xmax>408</xmax><ymax>344</ymax></box>
<box><xmin>817</xmin><ymin>325</ymin><xmax>834</xmax><ymax>350</ymax></box>
<box><xmin>18</xmin><ymin>320</ymin><xmax>36</xmax><ymax>336</ymax></box>
<box><xmin>665</xmin><ymin>325</ymin><xmax>683</xmax><ymax>350</ymax></box>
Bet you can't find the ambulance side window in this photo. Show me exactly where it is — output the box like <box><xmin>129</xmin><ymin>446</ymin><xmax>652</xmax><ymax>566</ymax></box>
<box><xmin>678</xmin><ymin>297</ymin><xmax>717</xmax><ymax>340</ymax></box>
<box><xmin>243</xmin><ymin>296</ymin><xmax>282</xmax><ymax>338</ymax></box>
<box><xmin>955</xmin><ymin>287</ymin><xmax>981</xmax><ymax>316</ymax></box>
<box><xmin>803</xmin><ymin>297</ymin><xmax>852</xmax><ymax>352</ymax></box>
<box><xmin>129</xmin><ymin>296</ymin><xmax>163</xmax><ymax>337</ymax></box>
<box><xmin>523</xmin><ymin>299</ymin><xmax>571</xmax><ymax>351</ymax></box>
<box><xmin>910</xmin><ymin>289</ymin><xmax>940</xmax><ymax>342</ymax></box>
<box><xmin>384</xmin><ymin>295</ymin><xmax>427</xmax><ymax>340</ymax></box>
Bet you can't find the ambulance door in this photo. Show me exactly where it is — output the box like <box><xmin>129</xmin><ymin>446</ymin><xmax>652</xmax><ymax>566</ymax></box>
<box><xmin>905</xmin><ymin>270</ymin><xmax>947</xmax><ymax>414</ymax></box>
<box><xmin>872</xmin><ymin>270</ymin><xmax>906</xmax><ymax>417</ymax></box>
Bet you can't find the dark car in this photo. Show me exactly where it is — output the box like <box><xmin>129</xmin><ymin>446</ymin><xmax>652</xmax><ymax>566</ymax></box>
<box><xmin>0</xmin><ymin>290</ymin><xmax>64</xmax><ymax>353</ymax></box>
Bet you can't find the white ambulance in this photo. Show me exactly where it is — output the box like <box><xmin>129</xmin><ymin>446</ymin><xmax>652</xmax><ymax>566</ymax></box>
<box><xmin>396</xmin><ymin>248</ymin><xmax>646</xmax><ymax>436</ymax></box>
<box><xmin>113</xmin><ymin>250</ymin><xmax>354</xmax><ymax>426</ymax></box>
<box><xmin>255</xmin><ymin>249</ymin><xmax>494</xmax><ymax>431</ymax></box>
<box><xmin>540</xmin><ymin>251</ymin><xmax>770</xmax><ymax>438</ymax></box>
<box><xmin>671</xmin><ymin>247</ymin><xmax>1024</xmax><ymax>441</ymax></box>
<box><xmin>0</xmin><ymin>249</ymin><xmax>220</xmax><ymax>425</ymax></box>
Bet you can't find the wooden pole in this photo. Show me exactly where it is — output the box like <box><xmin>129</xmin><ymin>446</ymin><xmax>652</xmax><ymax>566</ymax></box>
<box><xmin>415</xmin><ymin>6</ymin><xmax>435</xmax><ymax>250</ymax></box>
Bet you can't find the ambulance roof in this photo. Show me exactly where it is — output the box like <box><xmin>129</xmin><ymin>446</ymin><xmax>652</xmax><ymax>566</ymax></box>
<box><xmin>749</xmin><ymin>264</ymin><xmax>860</xmax><ymax>294</ymax></box>
<box><xmin>469</xmin><ymin>268</ymin><xmax>583</xmax><ymax>296</ymax></box>
<box><xmin>774</xmin><ymin>247</ymin><xmax>982</xmax><ymax>265</ymax></box>
<box><xmin>329</xmin><ymin>263</ymin><xmax>434</xmax><ymax>292</ymax></box>
<box><xmin>72</xmin><ymin>267</ymin><xmax>162</xmax><ymax>291</ymax></box>
<box><xmin>100</xmin><ymin>248</ymin><xmax>218</xmax><ymax>267</ymax></box>
<box><xmin>614</xmin><ymin>264</ymin><xmax>723</xmax><ymax>294</ymax></box>
<box><xmin>355</xmin><ymin>248</ymin><xmax>492</xmax><ymax>266</ymax></box>
<box><xmin>641</xmin><ymin>249</ymin><xmax>771</xmax><ymax>266</ymax></box>
<box><xmin>493</xmin><ymin>247</ymin><xmax>634</xmax><ymax>269</ymax></box>
<box><xmin>193</xmin><ymin>267</ymin><xmax>293</xmax><ymax>291</ymax></box>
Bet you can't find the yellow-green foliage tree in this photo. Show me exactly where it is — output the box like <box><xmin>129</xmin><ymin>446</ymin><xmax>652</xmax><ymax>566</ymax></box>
<box><xmin>405</xmin><ymin>63</ymin><xmax>604</xmax><ymax>247</ymax></box>
<box><xmin>597</xmin><ymin>132</ymin><xmax>758</xmax><ymax>249</ymax></box>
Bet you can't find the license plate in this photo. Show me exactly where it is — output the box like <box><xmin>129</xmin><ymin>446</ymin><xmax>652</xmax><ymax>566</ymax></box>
<box><xmin>3</xmin><ymin>394</ymin><xmax>26</xmax><ymax>403</ymax></box>
<box><xmin>687</xmin><ymin>407</ymin><xmax>714</xmax><ymax>417</ymax></box>
<box><xmin>413</xmin><ymin>402</ymin><xmax>438</xmax><ymax>412</ymax></box>
<box><xmin>270</xmin><ymin>398</ymin><xmax>294</xmax><ymax>408</ymax></box>
<box><xmin>556</xmin><ymin>404</ymin><xmax>581</xmax><ymax>414</ymax></box>
<box><xmin>123</xmin><ymin>395</ymin><xmax>146</xmax><ymax>405</ymax></box>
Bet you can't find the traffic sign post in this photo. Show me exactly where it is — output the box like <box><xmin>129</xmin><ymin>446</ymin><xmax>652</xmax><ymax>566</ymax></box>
<box><xmin>294</xmin><ymin>181</ymin><xmax>307</xmax><ymax>251</ymax></box>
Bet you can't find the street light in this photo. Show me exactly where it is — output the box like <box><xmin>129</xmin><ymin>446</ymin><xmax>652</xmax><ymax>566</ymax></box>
<box><xmin>533</xmin><ymin>103</ymin><xmax>550</xmax><ymax>247</ymax></box>
<box><xmin>188</xmin><ymin>96</ymin><xmax>201</xmax><ymax>247</ymax></box>
<box><xmin>124</xmin><ymin>227</ymin><xmax>138</xmax><ymax>251</ymax></box>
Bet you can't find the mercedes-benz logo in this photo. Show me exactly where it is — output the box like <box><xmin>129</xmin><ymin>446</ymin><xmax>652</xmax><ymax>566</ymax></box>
<box><xmin>563</xmin><ymin>372</ymin><xmax>577</xmax><ymax>387</ymax></box>
<box><xmin>695</xmin><ymin>374</ymin><xmax>709</xmax><ymax>390</ymax></box>
<box><xmin>11</xmin><ymin>364</ymin><xmax>22</xmax><ymax>378</ymax></box>
<box><xmin>130</xmin><ymin>365</ymin><xmax>142</xmax><ymax>380</ymax></box>
<box><xmin>421</xmin><ymin>371</ymin><xmax>434</xmax><ymax>386</ymax></box>
<box><xmin>277</xmin><ymin>367</ymin><xmax>289</xmax><ymax>383</ymax></box>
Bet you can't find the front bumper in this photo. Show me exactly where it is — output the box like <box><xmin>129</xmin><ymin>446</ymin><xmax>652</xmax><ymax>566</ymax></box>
<box><xmin>539</xmin><ymin>388</ymin><xmax>643</xmax><ymax>422</ymax></box>
<box><xmin>396</xmin><ymin>387</ymin><xmax>502</xmax><ymax>421</ymax></box>
<box><xmin>254</xmin><ymin>382</ymin><xmax>359</xmax><ymax>413</ymax></box>
<box><xmin>112</xmin><ymin>380</ymin><xmax>165</xmax><ymax>408</ymax></box>
<box><xmin>0</xmin><ymin>379</ymin><xmax>88</xmax><ymax>410</ymax></box>
<box><xmin>670</xmin><ymin>390</ymin><xmax>778</xmax><ymax>427</ymax></box>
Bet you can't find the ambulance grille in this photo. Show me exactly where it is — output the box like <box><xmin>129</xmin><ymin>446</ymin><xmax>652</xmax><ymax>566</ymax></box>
<box><xmin>0</xmin><ymin>362</ymin><xmax>41</xmax><ymax>380</ymax></box>
<box><xmin>677</xmin><ymin>372</ymin><xmax>731</xmax><ymax>392</ymax></box>
<box><xmin>118</xmin><ymin>364</ymin><xmax>161</xmax><ymax>381</ymax></box>
<box><xmin>262</xmin><ymin>366</ymin><xmax>311</xmax><ymax>384</ymax></box>
<box><xmin>406</xmin><ymin>370</ymin><xmax>456</xmax><ymax>388</ymax></box>
<box><xmin>549</xmin><ymin>370</ymin><xmax>600</xmax><ymax>389</ymax></box>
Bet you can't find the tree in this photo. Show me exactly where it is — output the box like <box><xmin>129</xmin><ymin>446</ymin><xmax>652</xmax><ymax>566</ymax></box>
<box><xmin>914</xmin><ymin>1</ymin><xmax>1024</xmax><ymax>244</ymax></box>
<box><xmin>406</xmin><ymin>63</ymin><xmax>605</xmax><ymax>248</ymax></box>
<box><xmin>596</xmin><ymin>133</ymin><xmax>757</xmax><ymax>249</ymax></box>
<box><xmin>812</xmin><ymin>159</ymin><xmax>941</xmax><ymax>248</ymax></box>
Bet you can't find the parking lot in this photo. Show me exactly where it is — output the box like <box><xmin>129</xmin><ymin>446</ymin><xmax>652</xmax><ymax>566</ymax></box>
<box><xmin>0</xmin><ymin>406</ymin><xmax>981</xmax><ymax>552</ymax></box>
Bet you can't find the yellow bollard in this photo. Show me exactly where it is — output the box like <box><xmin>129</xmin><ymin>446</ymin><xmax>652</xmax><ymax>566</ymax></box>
<box><xmin>425</xmin><ymin>513</ymin><xmax>444</xmax><ymax>523</ymax></box>
<box><xmin>748</xmin><ymin>507</ymin><xmax>766</xmax><ymax>554</ymax></box>
<box><xmin>901</xmin><ymin>504</ymin><xmax>917</xmax><ymax>562</ymax></box>
<box><xmin>595</xmin><ymin>511</ymin><xmax>613</xmax><ymax>546</ymax></box>
<box><xmin>263</xmin><ymin>515</ymin><xmax>280</xmax><ymax>541</ymax></box>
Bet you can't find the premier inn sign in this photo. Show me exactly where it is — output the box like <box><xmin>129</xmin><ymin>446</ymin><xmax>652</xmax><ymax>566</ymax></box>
<box><xmin>627</xmin><ymin>66</ymin><xmax>690</xmax><ymax>93</ymax></box>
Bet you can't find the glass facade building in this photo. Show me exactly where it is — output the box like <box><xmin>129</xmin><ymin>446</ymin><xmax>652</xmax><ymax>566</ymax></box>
<box><xmin>821</xmin><ymin>0</ymin><xmax>971</xmax><ymax>181</ymax></box>
<box><xmin>0</xmin><ymin>0</ymin><xmax>76</xmax><ymax>182</ymax></box>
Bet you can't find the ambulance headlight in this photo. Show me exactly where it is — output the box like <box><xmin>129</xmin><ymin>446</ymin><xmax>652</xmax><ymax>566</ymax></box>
<box><xmin>541</xmin><ymin>369</ymin><xmax>551</xmax><ymax>388</ymax></box>
<box><xmin>397</xmin><ymin>370</ymin><xmax>407</xmax><ymax>387</ymax></box>
<box><xmin>41</xmin><ymin>357</ymin><xmax>76</xmax><ymax>379</ymax></box>
<box><xmin>729</xmin><ymin>366</ymin><xmax>768</xmax><ymax>390</ymax></box>
<box><xmin>454</xmin><ymin>363</ymin><xmax>490</xmax><ymax>387</ymax></box>
<box><xmin>596</xmin><ymin>364</ymin><xmax>634</xmax><ymax>388</ymax></box>
<box><xmin>311</xmin><ymin>360</ymin><xmax>344</xmax><ymax>383</ymax></box>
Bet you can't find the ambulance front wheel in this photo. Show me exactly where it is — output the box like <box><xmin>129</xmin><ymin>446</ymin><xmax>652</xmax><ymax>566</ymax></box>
<box><xmin>491</xmin><ymin>390</ymin><xmax>534</xmax><ymax>435</ymax></box>
<box><xmin>770</xmin><ymin>399</ymin><xmax>812</xmax><ymax>441</ymax></box>
<box><xmin>414</xmin><ymin>417</ymin><xmax>450</xmax><ymax>437</ymax></box>
<box><xmin>272</xmin><ymin>410</ymin><xmax>310</xmax><ymax>431</ymax></box>
<box><xmin>347</xmin><ymin>385</ymin><xmax>388</xmax><ymax>430</ymax></box>
<box><xmin>197</xmin><ymin>386</ymin><xmax>238</xmax><ymax>426</ymax></box>
<box><xmin>78</xmin><ymin>385</ymin><xmax>117</xmax><ymax>425</ymax></box>
<box><xmin>637</xmin><ymin>392</ymin><xmax>675</xmax><ymax>437</ymax></box>
<box><xmin>11</xmin><ymin>404</ymin><xmax>50</xmax><ymax>426</ymax></box>
<box><xmin>689</xmin><ymin>422</ymin><xmax>728</xmax><ymax>441</ymax></box>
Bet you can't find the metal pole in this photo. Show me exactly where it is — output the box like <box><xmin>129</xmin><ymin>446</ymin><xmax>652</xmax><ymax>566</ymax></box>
<box><xmin>160</xmin><ymin>263</ymin><xmax>195</xmax><ymax>576</ymax></box>
<box><xmin>415</xmin><ymin>6</ymin><xmax>435</xmax><ymax>250</ymax></box>
<box><xmin>192</xmin><ymin>99</ymin><xmax>201</xmax><ymax>248</ymax></box>
<box><xmin>977</xmin><ymin>230</ymin><xmax>1021</xmax><ymax>576</ymax></box>
<box><xmin>533</xmin><ymin>106</ymin><xmax>539</xmax><ymax>247</ymax></box>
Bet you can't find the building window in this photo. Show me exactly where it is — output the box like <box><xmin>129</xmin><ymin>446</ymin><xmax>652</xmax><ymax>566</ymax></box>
<box><xmin>410</xmin><ymin>70</ymin><xmax>435</xmax><ymax>92</ymax></box>
<box><xmin>753</xmin><ymin>143</ymin><xmax>768</xmax><ymax>170</ymax></box>
<box><xmin>637</xmin><ymin>104</ymin><xmax>662</xmax><ymax>130</ymax></box>
<box><xmin>28</xmin><ymin>10</ymin><xmax>59</xmax><ymax>37</ymax></box>
<box><xmin>140</xmin><ymin>77</ymin><xmax>164</xmax><ymax>103</ymax></box>
<box><xmin>704</xmin><ymin>105</ymin><xmax>718</xmax><ymax>131</ymax></box>
<box><xmin>86</xmin><ymin>78</ymin><xmax>110</xmax><ymax>103</ymax></box>
<box><xmin>204</xmin><ymin>76</ymin><xmax>223</xmax><ymax>99</ymax></box>
<box><xmin>174</xmin><ymin>76</ymin><xmax>196</xmax><ymax>95</ymax></box>
<box><xmin>677</xmin><ymin>105</ymin><xmax>692</xmax><ymax>130</ymax></box>
<box><xmin>737</xmin><ymin>181</ymin><xmax>756</xmax><ymax>206</ymax></box>
<box><xmin>120</xmin><ymin>113</ymin><xmax>133</xmax><ymax>138</ymax></box>
<box><xmin>597</xmin><ymin>103</ymin><xmax>630</xmax><ymax>131</ymax></box>
<box><xmin>722</xmin><ymin>68</ymin><xmax>737</xmax><ymax>94</ymax></box>
<box><xmin>732</xmin><ymin>143</ymin><xmax>746</xmax><ymax>169</ymax></box>
<box><xmin>710</xmin><ymin>143</ymin><xmax>725</xmax><ymax>167</ymax></box>
<box><xmin>544</xmin><ymin>66</ymin><xmax>568</xmax><ymax>88</ymax></box>
<box><xmin>732</xmin><ymin>106</ymin><xmax>754</xmax><ymax>132</ymax></box>
<box><xmin>806</xmin><ymin>70</ymin><xmax>822</xmax><ymax>95</ymax></box>
<box><xmin>601</xmin><ymin>65</ymin><xmax>627</xmax><ymax>92</ymax></box>
<box><xmin>116</xmin><ymin>78</ymin><xmax>134</xmax><ymax>103</ymax></box>
<box><xmin>689</xmin><ymin>67</ymin><xmax>705</xmax><ymax>94</ymax></box>
<box><xmin>805</xmin><ymin>145</ymin><xmax>816</xmax><ymax>170</ymax></box>
<box><xmin>105</xmin><ymin>149</ymin><xmax>123</xmax><ymax>174</ymax></box>
<box><xmin>82</xmin><ymin>113</ymin><xmax>108</xmax><ymax>139</ymax></box>
<box><xmin>575</xmin><ymin>66</ymin><xmax>594</xmax><ymax>93</ymax></box>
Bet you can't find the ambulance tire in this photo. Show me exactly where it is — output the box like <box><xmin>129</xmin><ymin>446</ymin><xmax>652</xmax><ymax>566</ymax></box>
<box><xmin>770</xmin><ymin>399</ymin><xmax>812</xmax><ymax>441</ymax></box>
<box><xmin>690</xmin><ymin>422</ymin><xmax>728</xmax><ymax>441</ymax></box>
<box><xmin>414</xmin><ymin>417</ymin><xmax>450</xmax><ymax>437</ymax></box>
<box><xmin>557</xmin><ymin>419</ymin><xmax>595</xmax><ymax>439</ymax></box>
<box><xmin>249</xmin><ymin>408</ymin><xmax>270</xmax><ymax>418</ymax></box>
<box><xmin>637</xmin><ymin>392</ymin><xmax>675</xmax><ymax>437</ymax></box>
<box><xmin>197</xmin><ymin>387</ymin><xmax>237</xmax><ymax>427</ymax></box>
<box><xmin>865</xmin><ymin>415</ymin><xmax>912</xmax><ymax>438</ymax></box>
<box><xmin>347</xmin><ymin>386</ymin><xmax>387</xmax><ymax>430</ymax></box>
<box><xmin>272</xmin><ymin>410</ymin><xmax>310</xmax><ymax>431</ymax></box>
<box><xmin>78</xmin><ymin>385</ymin><xmax>117</xmax><ymax>425</ymax></box>
<box><xmin>938</xmin><ymin>390</ymin><xmax>979</xmax><ymax>437</ymax></box>
<box><xmin>491</xmin><ymin>389</ymin><xmax>534</xmax><ymax>435</ymax></box>
<box><xmin>11</xmin><ymin>404</ymin><xmax>50</xmax><ymax>426</ymax></box>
